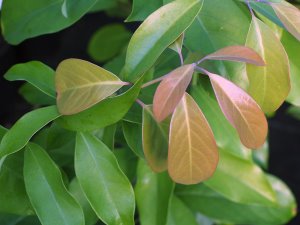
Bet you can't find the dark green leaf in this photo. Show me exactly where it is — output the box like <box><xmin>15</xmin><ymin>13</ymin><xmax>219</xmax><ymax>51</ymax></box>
<box><xmin>126</xmin><ymin>0</ymin><xmax>162</xmax><ymax>22</ymax></box>
<box><xmin>122</xmin><ymin>121</ymin><xmax>144</xmax><ymax>158</ymax></box>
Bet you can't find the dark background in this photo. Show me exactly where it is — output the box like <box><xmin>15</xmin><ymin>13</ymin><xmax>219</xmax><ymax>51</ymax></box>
<box><xmin>0</xmin><ymin>11</ymin><xmax>299</xmax><ymax>225</ymax></box>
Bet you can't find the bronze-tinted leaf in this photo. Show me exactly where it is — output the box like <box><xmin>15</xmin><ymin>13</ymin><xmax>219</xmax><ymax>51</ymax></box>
<box><xmin>168</xmin><ymin>93</ymin><xmax>218</xmax><ymax>185</ymax></box>
<box><xmin>56</xmin><ymin>59</ymin><xmax>127</xmax><ymax>115</ymax></box>
<box><xmin>207</xmin><ymin>72</ymin><xmax>268</xmax><ymax>149</ymax></box>
<box><xmin>201</xmin><ymin>46</ymin><xmax>265</xmax><ymax>66</ymax></box>
<box><xmin>153</xmin><ymin>64</ymin><xmax>195</xmax><ymax>122</ymax></box>
<box><xmin>271</xmin><ymin>2</ymin><xmax>300</xmax><ymax>42</ymax></box>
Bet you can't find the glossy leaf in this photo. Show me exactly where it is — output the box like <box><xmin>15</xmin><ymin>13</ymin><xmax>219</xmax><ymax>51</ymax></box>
<box><xmin>0</xmin><ymin>106</ymin><xmax>60</xmax><ymax>158</ymax></box>
<box><xmin>24</xmin><ymin>143</ymin><xmax>84</xmax><ymax>225</ymax></box>
<box><xmin>201</xmin><ymin>46</ymin><xmax>265</xmax><ymax>66</ymax></box>
<box><xmin>246</xmin><ymin>16</ymin><xmax>290</xmax><ymax>113</ymax></box>
<box><xmin>57</xmin><ymin>73</ymin><xmax>145</xmax><ymax>131</ymax></box>
<box><xmin>56</xmin><ymin>59</ymin><xmax>127</xmax><ymax>115</ymax></box>
<box><xmin>75</xmin><ymin>133</ymin><xmax>135</xmax><ymax>225</ymax></box>
<box><xmin>168</xmin><ymin>93</ymin><xmax>218</xmax><ymax>184</ymax></box>
<box><xmin>124</xmin><ymin>0</ymin><xmax>202</xmax><ymax>81</ymax></box>
<box><xmin>204</xmin><ymin>150</ymin><xmax>276</xmax><ymax>205</ymax></box>
<box><xmin>142</xmin><ymin>106</ymin><xmax>169</xmax><ymax>172</ymax></box>
<box><xmin>88</xmin><ymin>24</ymin><xmax>131</xmax><ymax>63</ymax></box>
<box><xmin>126</xmin><ymin>0</ymin><xmax>162</xmax><ymax>22</ymax></box>
<box><xmin>122</xmin><ymin>121</ymin><xmax>144</xmax><ymax>158</ymax></box>
<box><xmin>271</xmin><ymin>1</ymin><xmax>300</xmax><ymax>41</ymax></box>
<box><xmin>177</xmin><ymin>175</ymin><xmax>296</xmax><ymax>225</ymax></box>
<box><xmin>1</xmin><ymin>0</ymin><xmax>98</xmax><ymax>44</ymax></box>
<box><xmin>4</xmin><ymin>61</ymin><xmax>55</xmax><ymax>98</ymax></box>
<box><xmin>207</xmin><ymin>72</ymin><xmax>268</xmax><ymax>149</ymax></box>
<box><xmin>135</xmin><ymin>160</ymin><xmax>174</xmax><ymax>225</ymax></box>
<box><xmin>153</xmin><ymin>64</ymin><xmax>195</xmax><ymax>122</ymax></box>
<box><xmin>169</xmin><ymin>33</ymin><xmax>185</xmax><ymax>54</ymax></box>
<box><xmin>166</xmin><ymin>196</ymin><xmax>198</xmax><ymax>225</ymax></box>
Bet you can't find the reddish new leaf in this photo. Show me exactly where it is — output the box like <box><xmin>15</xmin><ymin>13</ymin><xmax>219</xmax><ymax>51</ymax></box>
<box><xmin>153</xmin><ymin>64</ymin><xmax>195</xmax><ymax>122</ymax></box>
<box><xmin>168</xmin><ymin>93</ymin><xmax>218</xmax><ymax>185</ymax></box>
<box><xmin>207</xmin><ymin>72</ymin><xmax>268</xmax><ymax>149</ymax></box>
<box><xmin>201</xmin><ymin>46</ymin><xmax>265</xmax><ymax>66</ymax></box>
<box><xmin>271</xmin><ymin>2</ymin><xmax>300</xmax><ymax>42</ymax></box>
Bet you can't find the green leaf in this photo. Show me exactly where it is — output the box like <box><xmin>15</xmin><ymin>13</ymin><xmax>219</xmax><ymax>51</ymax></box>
<box><xmin>281</xmin><ymin>31</ymin><xmax>300</xmax><ymax>106</ymax></box>
<box><xmin>204</xmin><ymin>151</ymin><xmax>276</xmax><ymax>206</ymax></box>
<box><xmin>1</xmin><ymin>0</ymin><xmax>98</xmax><ymax>44</ymax></box>
<box><xmin>0</xmin><ymin>214</ymin><xmax>41</xmax><ymax>225</ymax></box>
<box><xmin>0</xmin><ymin>106</ymin><xmax>60</xmax><ymax>158</ymax></box>
<box><xmin>24</xmin><ymin>143</ymin><xmax>84</xmax><ymax>225</ymax></box>
<box><xmin>0</xmin><ymin>151</ymin><xmax>33</xmax><ymax>215</ymax></box>
<box><xmin>69</xmin><ymin>179</ymin><xmax>98</xmax><ymax>225</ymax></box>
<box><xmin>57</xmin><ymin>73</ymin><xmax>145</xmax><ymax>131</ymax></box>
<box><xmin>4</xmin><ymin>61</ymin><xmax>55</xmax><ymax>98</ymax></box>
<box><xmin>56</xmin><ymin>59</ymin><xmax>127</xmax><ymax>115</ymax></box>
<box><xmin>142</xmin><ymin>106</ymin><xmax>169</xmax><ymax>172</ymax></box>
<box><xmin>177</xmin><ymin>175</ymin><xmax>296</xmax><ymax>225</ymax></box>
<box><xmin>166</xmin><ymin>196</ymin><xmax>198</xmax><ymax>225</ymax></box>
<box><xmin>126</xmin><ymin>0</ymin><xmax>162</xmax><ymax>22</ymax></box>
<box><xmin>191</xmin><ymin>77</ymin><xmax>251</xmax><ymax>160</ymax></box>
<box><xmin>88</xmin><ymin>24</ymin><xmax>131</xmax><ymax>63</ymax></box>
<box><xmin>135</xmin><ymin>160</ymin><xmax>174</xmax><ymax>225</ymax></box>
<box><xmin>122</xmin><ymin>121</ymin><xmax>144</xmax><ymax>158</ymax></box>
<box><xmin>246</xmin><ymin>16</ymin><xmax>290</xmax><ymax>113</ymax></box>
<box><xmin>124</xmin><ymin>0</ymin><xmax>203</xmax><ymax>81</ymax></box>
<box><xmin>75</xmin><ymin>133</ymin><xmax>135</xmax><ymax>225</ymax></box>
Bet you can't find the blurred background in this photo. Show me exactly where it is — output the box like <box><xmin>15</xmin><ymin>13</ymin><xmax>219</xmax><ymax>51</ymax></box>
<box><xmin>0</xmin><ymin>7</ymin><xmax>299</xmax><ymax>225</ymax></box>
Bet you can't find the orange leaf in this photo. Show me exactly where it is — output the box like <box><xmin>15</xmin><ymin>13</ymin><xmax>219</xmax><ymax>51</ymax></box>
<box><xmin>207</xmin><ymin>72</ymin><xmax>268</xmax><ymax>149</ymax></box>
<box><xmin>271</xmin><ymin>2</ymin><xmax>300</xmax><ymax>42</ymax></box>
<box><xmin>201</xmin><ymin>46</ymin><xmax>265</xmax><ymax>66</ymax></box>
<box><xmin>153</xmin><ymin>64</ymin><xmax>195</xmax><ymax>122</ymax></box>
<box><xmin>168</xmin><ymin>93</ymin><xmax>218</xmax><ymax>185</ymax></box>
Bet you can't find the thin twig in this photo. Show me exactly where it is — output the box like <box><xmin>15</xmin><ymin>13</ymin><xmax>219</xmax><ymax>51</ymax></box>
<box><xmin>141</xmin><ymin>73</ymin><xmax>169</xmax><ymax>88</ymax></box>
<box><xmin>135</xmin><ymin>98</ymin><xmax>146</xmax><ymax>108</ymax></box>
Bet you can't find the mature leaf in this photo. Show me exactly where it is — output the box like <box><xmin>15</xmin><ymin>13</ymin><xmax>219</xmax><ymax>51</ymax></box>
<box><xmin>4</xmin><ymin>61</ymin><xmax>55</xmax><ymax>98</ymax></box>
<box><xmin>135</xmin><ymin>160</ymin><xmax>174</xmax><ymax>225</ymax></box>
<box><xmin>0</xmin><ymin>151</ymin><xmax>33</xmax><ymax>215</ymax></box>
<box><xmin>56</xmin><ymin>59</ymin><xmax>127</xmax><ymax>115</ymax></box>
<box><xmin>0</xmin><ymin>214</ymin><xmax>41</xmax><ymax>225</ymax></box>
<box><xmin>271</xmin><ymin>1</ymin><xmax>300</xmax><ymax>41</ymax></box>
<box><xmin>57</xmin><ymin>73</ymin><xmax>145</xmax><ymax>131</ymax></box>
<box><xmin>282</xmin><ymin>31</ymin><xmax>300</xmax><ymax>106</ymax></box>
<box><xmin>200</xmin><ymin>46</ymin><xmax>265</xmax><ymax>66</ymax></box>
<box><xmin>122</xmin><ymin>121</ymin><xmax>144</xmax><ymax>158</ymax></box>
<box><xmin>126</xmin><ymin>0</ymin><xmax>162</xmax><ymax>22</ymax></box>
<box><xmin>24</xmin><ymin>143</ymin><xmax>84</xmax><ymax>225</ymax></box>
<box><xmin>207</xmin><ymin>72</ymin><xmax>268</xmax><ymax>149</ymax></box>
<box><xmin>153</xmin><ymin>64</ymin><xmax>195</xmax><ymax>122</ymax></box>
<box><xmin>75</xmin><ymin>133</ymin><xmax>135</xmax><ymax>225</ymax></box>
<box><xmin>142</xmin><ymin>106</ymin><xmax>169</xmax><ymax>172</ymax></box>
<box><xmin>246</xmin><ymin>16</ymin><xmax>290</xmax><ymax>113</ymax></box>
<box><xmin>88</xmin><ymin>24</ymin><xmax>131</xmax><ymax>63</ymax></box>
<box><xmin>0</xmin><ymin>106</ymin><xmax>60</xmax><ymax>158</ymax></box>
<box><xmin>168</xmin><ymin>93</ymin><xmax>218</xmax><ymax>185</ymax></box>
<box><xmin>169</xmin><ymin>33</ymin><xmax>185</xmax><ymax>54</ymax></box>
<box><xmin>177</xmin><ymin>175</ymin><xmax>296</xmax><ymax>225</ymax></box>
<box><xmin>124</xmin><ymin>0</ymin><xmax>202</xmax><ymax>81</ymax></box>
<box><xmin>204</xmin><ymin>150</ymin><xmax>276</xmax><ymax>205</ymax></box>
<box><xmin>166</xmin><ymin>196</ymin><xmax>198</xmax><ymax>225</ymax></box>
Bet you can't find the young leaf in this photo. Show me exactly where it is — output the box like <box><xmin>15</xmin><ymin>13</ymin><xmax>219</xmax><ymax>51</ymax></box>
<box><xmin>0</xmin><ymin>106</ymin><xmax>60</xmax><ymax>158</ymax></box>
<box><xmin>207</xmin><ymin>72</ymin><xmax>268</xmax><ymax>149</ymax></box>
<box><xmin>200</xmin><ymin>46</ymin><xmax>265</xmax><ymax>66</ymax></box>
<box><xmin>246</xmin><ymin>16</ymin><xmax>290</xmax><ymax>113</ymax></box>
<box><xmin>135</xmin><ymin>160</ymin><xmax>174</xmax><ymax>225</ymax></box>
<box><xmin>75</xmin><ymin>133</ymin><xmax>135</xmax><ymax>225</ymax></box>
<box><xmin>271</xmin><ymin>2</ymin><xmax>300</xmax><ymax>42</ymax></box>
<box><xmin>56</xmin><ymin>58</ymin><xmax>127</xmax><ymax>115</ymax></box>
<box><xmin>24</xmin><ymin>143</ymin><xmax>84</xmax><ymax>225</ymax></box>
<box><xmin>124</xmin><ymin>0</ymin><xmax>202</xmax><ymax>81</ymax></box>
<box><xmin>153</xmin><ymin>64</ymin><xmax>195</xmax><ymax>122</ymax></box>
<box><xmin>57</xmin><ymin>73</ymin><xmax>145</xmax><ymax>131</ymax></box>
<box><xmin>142</xmin><ymin>105</ymin><xmax>169</xmax><ymax>172</ymax></box>
<box><xmin>168</xmin><ymin>93</ymin><xmax>218</xmax><ymax>185</ymax></box>
<box><xmin>4</xmin><ymin>61</ymin><xmax>56</xmax><ymax>98</ymax></box>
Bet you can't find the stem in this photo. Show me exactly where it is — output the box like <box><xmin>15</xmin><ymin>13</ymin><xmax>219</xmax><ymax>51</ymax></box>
<box><xmin>178</xmin><ymin>48</ymin><xmax>184</xmax><ymax>66</ymax></box>
<box><xmin>194</xmin><ymin>66</ymin><xmax>210</xmax><ymax>76</ymax></box>
<box><xmin>141</xmin><ymin>73</ymin><xmax>169</xmax><ymax>88</ymax></box>
<box><xmin>136</xmin><ymin>99</ymin><xmax>146</xmax><ymax>108</ymax></box>
<box><xmin>196</xmin><ymin>56</ymin><xmax>207</xmax><ymax>65</ymax></box>
<box><xmin>246</xmin><ymin>0</ymin><xmax>255</xmax><ymax>17</ymax></box>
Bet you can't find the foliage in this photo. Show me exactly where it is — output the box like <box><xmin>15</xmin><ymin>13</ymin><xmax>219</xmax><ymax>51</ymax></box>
<box><xmin>0</xmin><ymin>0</ymin><xmax>299</xmax><ymax>224</ymax></box>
